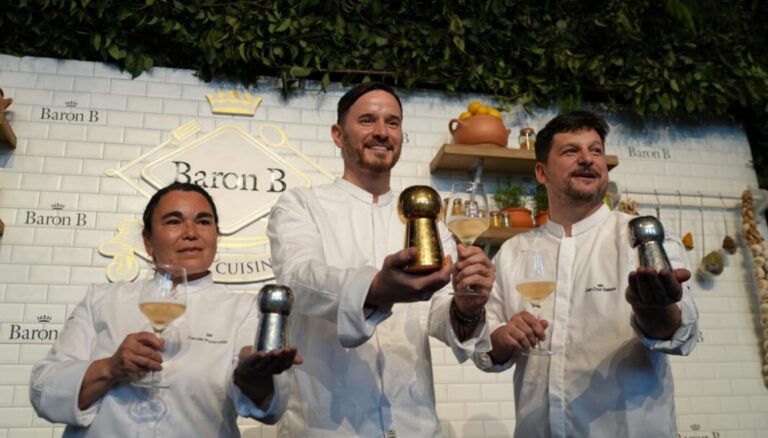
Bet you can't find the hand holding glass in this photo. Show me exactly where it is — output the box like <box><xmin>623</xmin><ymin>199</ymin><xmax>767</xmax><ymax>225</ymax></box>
<box><xmin>133</xmin><ymin>264</ymin><xmax>187</xmax><ymax>388</ymax></box>
<box><xmin>515</xmin><ymin>248</ymin><xmax>556</xmax><ymax>355</ymax></box>
<box><xmin>446</xmin><ymin>181</ymin><xmax>490</xmax><ymax>296</ymax></box>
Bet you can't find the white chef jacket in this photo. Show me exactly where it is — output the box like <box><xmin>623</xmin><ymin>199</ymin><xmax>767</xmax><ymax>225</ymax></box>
<box><xmin>266</xmin><ymin>178</ymin><xmax>491</xmax><ymax>437</ymax></box>
<box><xmin>473</xmin><ymin>205</ymin><xmax>698</xmax><ymax>438</ymax></box>
<box><xmin>30</xmin><ymin>274</ymin><xmax>286</xmax><ymax>438</ymax></box>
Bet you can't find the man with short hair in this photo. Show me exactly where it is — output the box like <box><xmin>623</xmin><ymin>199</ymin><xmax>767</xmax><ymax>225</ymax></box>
<box><xmin>474</xmin><ymin>110</ymin><xmax>698</xmax><ymax>438</ymax></box>
<box><xmin>267</xmin><ymin>82</ymin><xmax>494</xmax><ymax>436</ymax></box>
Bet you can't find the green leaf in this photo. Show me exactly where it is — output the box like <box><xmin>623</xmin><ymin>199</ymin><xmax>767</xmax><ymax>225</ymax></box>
<box><xmin>289</xmin><ymin>65</ymin><xmax>312</xmax><ymax>77</ymax></box>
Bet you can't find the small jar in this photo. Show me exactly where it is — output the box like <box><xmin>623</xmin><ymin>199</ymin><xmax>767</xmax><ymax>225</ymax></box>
<box><xmin>500</xmin><ymin>211</ymin><xmax>511</xmax><ymax>228</ymax></box>
<box><xmin>519</xmin><ymin>127</ymin><xmax>535</xmax><ymax>150</ymax></box>
<box><xmin>490</xmin><ymin>211</ymin><xmax>502</xmax><ymax>228</ymax></box>
<box><xmin>451</xmin><ymin>198</ymin><xmax>464</xmax><ymax>216</ymax></box>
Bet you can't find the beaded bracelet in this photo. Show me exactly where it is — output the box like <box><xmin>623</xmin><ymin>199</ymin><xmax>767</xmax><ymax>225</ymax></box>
<box><xmin>451</xmin><ymin>299</ymin><xmax>485</xmax><ymax>325</ymax></box>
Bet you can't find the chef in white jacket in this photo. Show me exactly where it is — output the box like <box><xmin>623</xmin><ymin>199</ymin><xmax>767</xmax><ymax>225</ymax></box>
<box><xmin>267</xmin><ymin>82</ymin><xmax>495</xmax><ymax>437</ymax></box>
<box><xmin>473</xmin><ymin>110</ymin><xmax>699</xmax><ymax>438</ymax></box>
<box><xmin>30</xmin><ymin>182</ymin><xmax>301</xmax><ymax>437</ymax></box>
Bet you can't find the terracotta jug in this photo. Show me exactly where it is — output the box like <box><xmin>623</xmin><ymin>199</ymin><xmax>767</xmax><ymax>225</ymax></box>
<box><xmin>449</xmin><ymin>115</ymin><xmax>511</xmax><ymax>147</ymax></box>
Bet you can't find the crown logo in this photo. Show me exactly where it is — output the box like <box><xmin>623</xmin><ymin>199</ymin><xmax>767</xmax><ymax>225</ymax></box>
<box><xmin>690</xmin><ymin>424</ymin><xmax>701</xmax><ymax>431</ymax></box>
<box><xmin>37</xmin><ymin>314</ymin><xmax>52</xmax><ymax>323</ymax></box>
<box><xmin>51</xmin><ymin>203</ymin><xmax>65</xmax><ymax>210</ymax></box>
<box><xmin>205</xmin><ymin>90</ymin><xmax>262</xmax><ymax>116</ymax></box>
<box><xmin>64</xmin><ymin>100</ymin><xmax>78</xmax><ymax>108</ymax></box>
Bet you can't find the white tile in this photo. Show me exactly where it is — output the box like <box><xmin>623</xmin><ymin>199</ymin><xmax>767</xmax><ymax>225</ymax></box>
<box><xmin>0</xmin><ymin>72</ymin><xmax>37</xmax><ymax>88</ymax></box>
<box><xmin>0</xmin><ymin>227</ymin><xmax>35</xmax><ymax>245</ymax></box>
<box><xmin>9</xmin><ymin>122</ymin><xmax>50</xmax><ymax>141</ymax></box>
<box><xmin>106</xmin><ymin>111</ymin><xmax>143</xmax><ymax>128</ymax></box>
<box><xmin>77</xmin><ymin>193</ymin><xmax>117</xmax><ymax>212</ymax></box>
<box><xmin>435</xmin><ymin>402</ymin><xmax>465</xmax><ymax>420</ymax></box>
<box><xmin>18</xmin><ymin>345</ymin><xmax>52</xmax><ymax>364</ymax></box>
<box><xmin>110</xmin><ymin>79</ymin><xmax>147</xmax><ymax>96</ymax></box>
<box><xmin>28</xmin><ymin>265</ymin><xmax>70</xmax><ymax>284</ymax></box>
<box><xmin>0</xmin><ymin>406</ymin><xmax>32</xmax><ymax>427</ymax></box>
<box><xmin>6</xmin><ymin>156</ymin><xmax>44</xmax><ymax>173</ymax></box>
<box><xmin>445</xmin><ymin>384</ymin><xmax>482</xmax><ymax>402</ymax></box>
<box><xmin>35</xmin><ymin>74</ymin><xmax>74</xmax><ymax>91</ymax></box>
<box><xmin>481</xmin><ymin>383</ymin><xmax>516</xmax><ymax>401</ymax></box>
<box><xmin>0</xmin><ymin>346</ymin><xmax>20</xmax><ymax>364</ymax></box>
<box><xmin>65</xmin><ymin>141</ymin><xmax>103</xmax><ymax>159</ymax></box>
<box><xmin>103</xmin><ymin>143</ymin><xmax>142</xmax><ymax>161</ymax></box>
<box><xmin>33</xmin><ymin>228</ymin><xmax>74</xmax><ymax>246</ymax></box>
<box><xmin>73</xmin><ymin>76</ymin><xmax>110</xmax><ymax>93</ymax></box>
<box><xmin>46</xmin><ymin>285</ymin><xmax>87</xmax><ymax>304</ymax></box>
<box><xmin>56</xmin><ymin>59</ymin><xmax>95</xmax><ymax>77</ymax></box>
<box><xmin>124</xmin><ymin>128</ymin><xmax>162</xmax><ymax>146</ymax></box>
<box><xmin>0</xmin><ymin>172</ymin><xmax>22</xmax><ymax>190</ymax></box>
<box><xmin>165</xmin><ymin>67</ymin><xmax>200</xmax><ymax>84</ymax></box>
<box><xmin>52</xmin><ymin>247</ymin><xmax>92</xmax><ymax>266</ymax></box>
<box><xmin>73</xmin><ymin>229</ymin><xmax>115</xmax><ymax>247</ymax></box>
<box><xmin>20</xmin><ymin>174</ymin><xmax>59</xmax><ymax>191</ymax></box>
<box><xmin>0</xmin><ymin>54</ymin><xmax>21</xmax><ymax>70</ymax></box>
<box><xmin>8</xmin><ymin>427</ymin><xmax>54</xmax><ymax>437</ymax></box>
<box><xmin>144</xmin><ymin>114</ymin><xmax>181</xmax><ymax>130</ymax></box>
<box><xmin>127</xmin><ymin>96</ymin><xmax>163</xmax><ymax>113</ymax></box>
<box><xmin>70</xmin><ymin>267</ymin><xmax>107</xmax><ymax>285</ymax></box>
<box><xmin>116</xmin><ymin>195</ymin><xmax>148</xmax><ymax>214</ymax></box>
<box><xmin>90</xmin><ymin>93</ymin><xmax>127</xmax><ymax>110</ymax></box>
<box><xmin>10</xmin><ymin>246</ymin><xmax>52</xmax><ymax>265</ymax></box>
<box><xmin>23</xmin><ymin>304</ymin><xmax>66</xmax><ymax>324</ymax></box>
<box><xmin>433</xmin><ymin>365</ymin><xmax>464</xmax><ymax>384</ymax></box>
<box><xmin>85</xmin><ymin>126</ymin><xmax>123</xmax><ymax>143</ymax></box>
<box><xmin>42</xmin><ymin>157</ymin><xmax>82</xmax><ymax>175</ymax></box>
<box><xmin>59</xmin><ymin>175</ymin><xmax>100</xmax><ymax>194</ymax></box>
<box><xmin>162</xmin><ymin>99</ymin><xmax>198</xmax><ymax>116</ymax></box>
<box><xmin>147</xmin><ymin>83</ymin><xmax>183</xmax><ymax>99</ymax></box>
<box><xmin>13</xmin><ymin>89</ymin><xmax>54</xmax><ymax>105</ymax></box>
<box><xmin>49</xmin><ymin>124</ymin><xmax>86</xmax><ymax>141</ymax></box>
<box><xmin>181</xmin><ymin>84</ymin><xmax>212</xmax><ymax>100</ymax></box>
<box><xmin>0</xmin><ymin>304</ymin><xmax>25</xmax><ymax>322</ymax></box>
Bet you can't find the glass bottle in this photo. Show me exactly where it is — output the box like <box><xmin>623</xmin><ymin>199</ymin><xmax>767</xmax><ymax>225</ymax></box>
<box><xmin>519</xmin><ymin>127</ymin><xmax>536</xmax><ymax>150</ymax></box>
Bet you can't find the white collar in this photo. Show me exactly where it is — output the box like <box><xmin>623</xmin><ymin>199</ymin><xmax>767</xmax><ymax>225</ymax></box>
<box><xmin>543</xmin><ymin>204</ymin><xmax>611</xmax><ymax>237</ymax></box>
<box><xmin>334</xmin><ymin>178</ymin><xmax>393</xmax><ymax>206</ymax></box>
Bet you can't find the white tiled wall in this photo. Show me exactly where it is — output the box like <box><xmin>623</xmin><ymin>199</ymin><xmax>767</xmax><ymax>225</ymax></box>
<box><xmin>1</xmin><ymin>54</ymin><xmax>767</xmax><ymax>437</ymax></box>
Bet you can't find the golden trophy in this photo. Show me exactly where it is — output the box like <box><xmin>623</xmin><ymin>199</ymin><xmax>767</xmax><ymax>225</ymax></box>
<box><xmin>398</xmin><ymin>186</ymin><xmax>444</xmax><ymax>274</ymax></box>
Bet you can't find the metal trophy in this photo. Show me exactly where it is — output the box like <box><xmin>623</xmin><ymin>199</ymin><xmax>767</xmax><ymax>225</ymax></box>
<box><xmin>255</xmin><ymin>285</ymin><xmax>294</xmax><ymax>352</ymax></box>
<box><xmin>398</xmin><ymin>185</ymin><xmax>444</xmax><ymax>274</ymax></box>
<box><xmin>628</xmin><ymin>216</ymin><xmax>672</xmax><ymax>271</ymax></box>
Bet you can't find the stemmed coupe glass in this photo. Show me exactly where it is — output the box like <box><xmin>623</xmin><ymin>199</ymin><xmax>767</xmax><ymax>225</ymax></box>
<box><xmin>446</xmin><ymin>181</ymin><xmax>490</xmax><ymax>296</ymax></box>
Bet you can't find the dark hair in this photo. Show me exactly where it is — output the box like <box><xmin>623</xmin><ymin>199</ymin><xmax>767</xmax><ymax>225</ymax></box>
<box><xmin>336</xmin><ymin>82</ymin><xmax>403</xmax><ymax>125</ymax></box>
<box><xmin>142</xmin><ymin>182</ymin><xmax>220</xmax><ymax>237</ymax></box>
<box><xmin>534</xmin><ymin>110</ymin><xmax>609</xmax><ymax>163</ymax></box>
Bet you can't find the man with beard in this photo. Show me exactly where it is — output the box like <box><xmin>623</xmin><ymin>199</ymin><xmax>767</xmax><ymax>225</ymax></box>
<box><xmin>267</xmin><ymin>82</ymin><xmax>495</xmax><ymax>437</ymax></box>
<box><xmin>473</xmin><ymin>110</ymin><xmax>698</xmax><ymax>438</ymax></box>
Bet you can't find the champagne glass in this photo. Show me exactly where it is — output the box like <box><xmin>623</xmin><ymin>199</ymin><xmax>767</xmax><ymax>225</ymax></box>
<box><xmin>515</xmin><ymin>248</ymin><xmax>556</xmax><ymax>355</ymax></box>
<box><xmin>133</xmin><ymin>264</ymin><xmax>187</xmax><ymax>388</ymax></box>
<box><xmin>446</xmin><ymin>181</ymin><xmax>490</xmax><ymax>296</ymax></box>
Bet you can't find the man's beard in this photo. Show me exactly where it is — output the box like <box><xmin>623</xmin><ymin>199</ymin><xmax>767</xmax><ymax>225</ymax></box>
<box><xmin>343</xmin><ymin>141</ymin><xmax>401</xmax><ymax>174</ymax></box>
<box><xmin>564</xmin><ymin>178</ymin><xmax>608</xmax><ymax>204</ymax></box>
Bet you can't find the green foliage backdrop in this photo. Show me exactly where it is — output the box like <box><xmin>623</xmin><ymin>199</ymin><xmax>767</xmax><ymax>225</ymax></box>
<box><xmin>2</xmin><ymin>0</ymin><xmax>767</xmax><ymax>183</ymax></box>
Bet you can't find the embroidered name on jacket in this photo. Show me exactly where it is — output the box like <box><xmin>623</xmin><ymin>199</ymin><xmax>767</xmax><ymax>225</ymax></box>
<box><xmin>188</xmin><ymin>332</ymin><xmax>229</xmax><ymax>344</ymax></box>
<box><xmin>585</xmin><ymin>283</ymin><xmax>617</xmax><ymax>293</ymax></box>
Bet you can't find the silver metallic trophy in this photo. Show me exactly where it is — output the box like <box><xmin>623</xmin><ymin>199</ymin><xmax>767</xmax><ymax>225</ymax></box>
<box><xmin>628</xmin><ymin>216</ymin><xmax>672</xmax><ymax>271</ymax></box>
<box><xmin>255</xmin><ymin>285</ymin><xmax>294</xmax><ymax>352</ymax></box>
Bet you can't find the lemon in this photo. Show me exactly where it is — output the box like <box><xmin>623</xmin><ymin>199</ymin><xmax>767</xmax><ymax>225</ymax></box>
<box><xmin>475</xmin><ymin>105</ymin><xmax>489</xmax><ymax>115</ymax></box>
<box><xmin>468</xmin><ymin>101</ymin><xmax>482</xmax><ymax>114</ymax></box>
<box><xmin>459</xmin><ymin>111</ymin><xmax>472</xmax><ymax>120</ymax></box>
<box><xmin>487</xmin><ymin>108</ymin><xmax>503</xmax><ymax>119</ymax></box>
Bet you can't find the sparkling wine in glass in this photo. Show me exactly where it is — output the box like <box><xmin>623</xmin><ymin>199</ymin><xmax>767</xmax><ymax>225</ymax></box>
<box><xmin>515</xmin><ymin>248</ymin><xmax>556</xmax><ymax>355</ymax></box>
<box><xmin>446</xmin><ymin>181</ymin><xmax>490</xmax><ymax>296</ymax></box>
<box><xmin>133</xmin><ymin>264</ymin><xmax>187</xmax><ymax>388</ymax></box>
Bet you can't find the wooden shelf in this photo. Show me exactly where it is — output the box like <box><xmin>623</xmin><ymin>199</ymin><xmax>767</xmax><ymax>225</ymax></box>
<box><xmin>430</xmin><ymin>143</ymin><xmax>619</xmax><ymax>175</ymax></box>
<box><xmin>0</xmin><ymin>111</ymin><xmax>17</xmax><ymax>149</ymax></box>
<box><xmin>477</xmin><ymin>226</ymin><xmax>531</xmax><ymax>247</ymax></box>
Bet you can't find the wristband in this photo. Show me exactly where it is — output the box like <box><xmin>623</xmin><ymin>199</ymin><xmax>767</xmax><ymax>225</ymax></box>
<box><xmin>451</xmin><ymin>299</ymin><xmax>485</xmax><ymax>325</ymax></box>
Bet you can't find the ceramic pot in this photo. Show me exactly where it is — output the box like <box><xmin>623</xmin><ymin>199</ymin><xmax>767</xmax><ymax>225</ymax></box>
<box><xmin>449</xmin><ymin>115</ymin><xmax>511</xmax><ymax>147</ymax></box>
<box><xmin>535</xmin><ymin>211</ymin><xmax>549</xmax><ymax>227</ymax></box>
<box><xmin>503</xmin><ymin>207</ymin><xmax>533</xmax><ymax>228</ymax></box>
